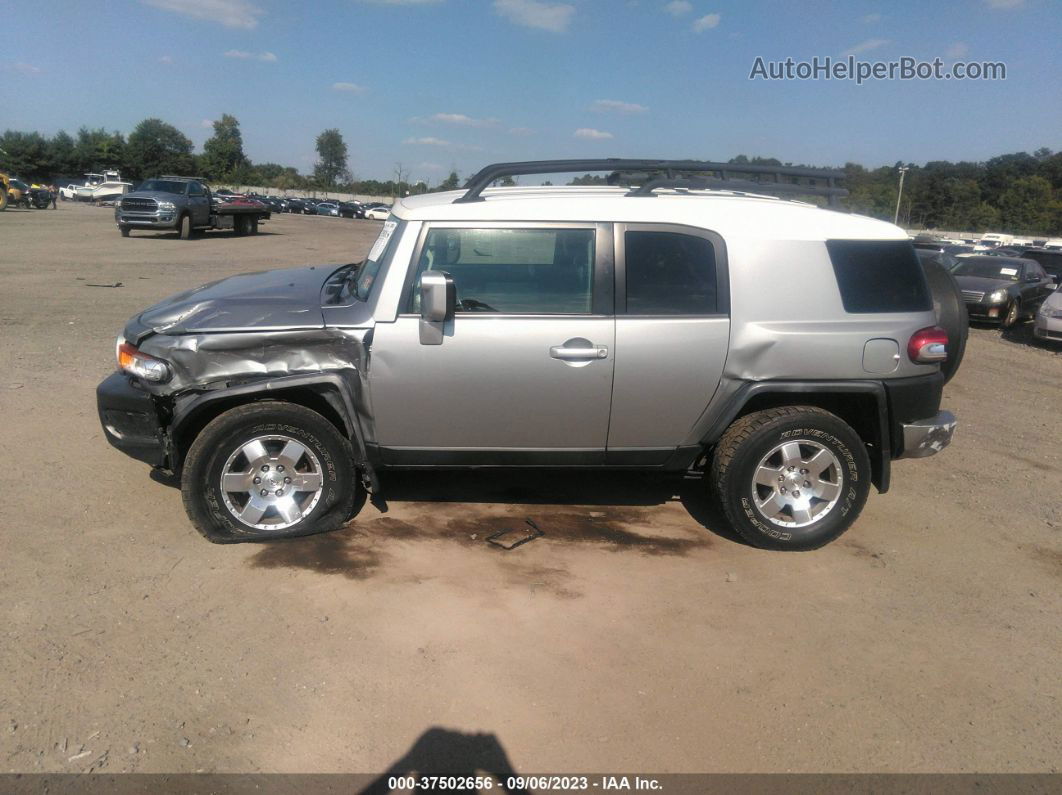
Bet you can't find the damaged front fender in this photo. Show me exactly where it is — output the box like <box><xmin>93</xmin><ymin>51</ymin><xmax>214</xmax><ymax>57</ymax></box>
<box><xmin>137</xmin><ymin>326</ymin><xmax>380</xmax><ymax>489</ymax></box>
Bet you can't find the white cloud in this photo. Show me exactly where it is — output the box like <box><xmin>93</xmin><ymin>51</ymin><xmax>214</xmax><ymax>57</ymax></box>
<box><xmin>417</xmin><ymin>162</ymin><xmax>444</xmax><ymax>171</ymax></box>
<box><xmin>158</xmin><ymin>55</ymin><xmax>174</xmax><ymax>64</ymax></box>
<box><xmin>591</xmin><ymin>99</ymin><xmax>648</xmax><ymax>114</ymax></box>
<box><xmin>574</xmin><ymin>128</ymin><xmax>613</xmax><ymax>140</ymax></box>
<box><xmin>7</xmin><ymin>62</ymin><xmax>42</xmax><ymax>75</ymax></box>
<box><xmin>946</xmin><ymin>42</ymin><xmax>970</xmax><ymax>58</ymax></box>
<box><xmin>494</xmin><ymin>0</ymin><xmax>574</xmax><ymax>32</ymax></box>
<box><xmin>508</xmin><ymin>126</ymin><xmax>535</xmax><ymax>136</ymax></box>
<box><xmin>404</xmin><ymin>137</ymin><xmax>481</xmax><ymax>151</ymax></box>
<box><xmin>985</xmin><ymin>0</ymin><xmax>1023</xmax><ymax>7</ymax></box>
<box><xmin>224</xmin><ymin>49</ymin><xmax>276</xmax><ymax>61</ymax></box>
<box><xmin>426</xmin><ymin>112</ymin><xmax>500</xmax><ymax>127</ymax></box>
<box><xmin>691</xmin><ymin>12</ymin><xmax>720</xmax><ymax>32</ymax></box>
<box><xmin>332</xmin><ymin>82</ymin><xmax>368</xmax><ymax>93</ymax></box>
<box><xmin>356</xmin><ymin>0</ymin><xmax>443</xmax><ymax>4</ymax></box>
<box><xmin>201</xmin><ymin>119</ymin><xmax>215</xmax><ymax>128</ymax></box>
<box><xmin>142</xmin><ymin>0</ymin><xmax>263</xmax><ymax>29</ymax></box>
<box><xmin>841</xmin><ymin>37</ymin><xmax>889</xmax><ymax>57</ymax></box>
<box><xmin>664</xmin><ymin>0</ymin><xmax>692</xmax><ymax>15</ymax></box>
<box><xmin>862</xmin><ymin>12</ymin><xmax>881</xmax><ymax>23</ymax></box>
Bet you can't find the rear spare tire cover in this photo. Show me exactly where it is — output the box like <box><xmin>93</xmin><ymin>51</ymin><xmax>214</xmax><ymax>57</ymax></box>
<box><xmin>920</xmin><ymin>257</ymin><xmax>967</xmax><ymax>383</ymax></box>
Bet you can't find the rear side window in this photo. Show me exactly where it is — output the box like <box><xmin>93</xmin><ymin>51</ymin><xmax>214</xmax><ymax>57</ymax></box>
<box><xmin>624</xmin><ymin>231</ymin><xmax>718</xmax><ymax>314</ymax></box>
<box><xmin>826</xmin><ymin>240</ymin><xmax>932</xmax><ymax>313</ymax></box>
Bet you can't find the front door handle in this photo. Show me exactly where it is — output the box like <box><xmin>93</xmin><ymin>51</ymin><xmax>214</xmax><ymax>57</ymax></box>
<box><xmin>550</xmin><ymin>339</ymin><xmax>608</xmax><ymax>360</ymax></box>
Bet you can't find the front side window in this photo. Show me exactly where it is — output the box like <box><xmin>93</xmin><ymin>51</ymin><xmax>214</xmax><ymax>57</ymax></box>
<box><xmin>624</xmin><ymin>231</ymin><xmax>718</xmax><ymax>314</ymax></box>
<box><xmin>188</xmin><ymin>182</ymin><xmax>204</xmax><ymax>196</ymax></box>
<box><xmin>411</xmin><ymin>227</ymin><xmax>595</xmax><ymax>314</ymax></box>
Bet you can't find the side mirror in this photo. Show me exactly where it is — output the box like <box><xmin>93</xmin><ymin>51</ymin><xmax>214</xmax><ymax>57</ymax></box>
<box><xmin>419</xmin><ymin>270</ymin><xmax>455</xmax><ymax>345</ymax></box>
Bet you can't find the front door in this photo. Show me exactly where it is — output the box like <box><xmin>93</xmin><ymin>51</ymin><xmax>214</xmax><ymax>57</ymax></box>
<box><xmin>369</xmin><ymin>223</ymin><xmax>615</xmax><ymax>464</ymax></box>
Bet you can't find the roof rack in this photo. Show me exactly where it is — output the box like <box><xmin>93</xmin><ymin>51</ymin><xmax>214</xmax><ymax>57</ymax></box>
<box><xmin>454</xmin><ymin>159</ymin><xmax>848</xmax><ymax>206</ymax></box>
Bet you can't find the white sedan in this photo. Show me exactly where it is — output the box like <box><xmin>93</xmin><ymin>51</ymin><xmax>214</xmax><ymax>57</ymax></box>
<box><xmin>365</xmin><ymin>206</ymin><xmax>391</xmax><ymax>220</ymax></box>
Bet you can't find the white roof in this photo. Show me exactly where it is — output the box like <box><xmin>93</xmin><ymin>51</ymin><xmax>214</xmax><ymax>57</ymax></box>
<box><xmin>393</xmin><ymin>186</ymin><xmax>905</xmax><ymax>242</ymax></box>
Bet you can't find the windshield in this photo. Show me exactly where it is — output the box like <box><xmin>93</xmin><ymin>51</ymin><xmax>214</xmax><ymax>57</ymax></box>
<box><xmin>137</xmin><ymin>179</ymin><xmax>188</xmax><ymax>195</ymax></box>
<box><xmin>352</xmin><ymin>219</ymin><xmax>400</xmax><ymax>301</ymax></box>
<box><xmin>952</xmin><ymin>259</ymin><xmax>1021</xmax><ymax>280</ymax></box>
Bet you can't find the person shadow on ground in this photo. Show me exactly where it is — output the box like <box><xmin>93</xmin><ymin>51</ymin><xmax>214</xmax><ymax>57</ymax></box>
<box><xmin>361</xmin><ymin>727</ymin><xmax>530</xmax><ymax>794</ymax></box>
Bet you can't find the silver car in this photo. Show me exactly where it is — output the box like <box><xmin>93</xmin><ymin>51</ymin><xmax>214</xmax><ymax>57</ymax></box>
<box><xmin>1034</xmin><ymin>282</ymin><xmax>1062</xmax><ymax>342</ymax></box>
<box><xmin>96</xmin><ymin>159</ymin><xmax>961</xmax><ymax>551</ymax></box>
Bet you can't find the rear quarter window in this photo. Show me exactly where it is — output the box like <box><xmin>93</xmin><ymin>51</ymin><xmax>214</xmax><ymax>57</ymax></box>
<box><xmin>826</xmin><ymin>240</ymin><xmax>932</xmax><ymax>313</ymax></box>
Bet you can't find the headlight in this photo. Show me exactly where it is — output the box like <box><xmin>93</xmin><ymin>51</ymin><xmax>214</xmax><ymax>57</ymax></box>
<box><xmin>1040</xmin><ymin>304</ymin><xmax>1062</xmax><ymax>318</ymax></box>
<box><xmin>156</xmin><ymin>200</ymin><xmax>176</xmax><ymax>211</ymax></box>
<box><xmin>116</xmin><ymin>339</ymin><xmax>172</xmax><ymax>383</ymax></box>
<box><xmin>988</xmin><ymin>289</ymin><xmax>1008</xmax><ymax>304</ymax></box>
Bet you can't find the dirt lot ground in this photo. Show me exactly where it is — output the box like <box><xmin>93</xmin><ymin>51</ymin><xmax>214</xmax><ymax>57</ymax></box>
<box><xmin>0</xmin><ymin>202</ymin><xmax>1059</xmax><ymax>775</ymax></box>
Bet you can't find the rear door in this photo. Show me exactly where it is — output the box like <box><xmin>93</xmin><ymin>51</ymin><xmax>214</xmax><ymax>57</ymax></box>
<box><xmin>606</xmin><ymin>223</ymin><xmax>730</xmax><ymax>463</ymax></box>
<box><xmin>369</xmin><ymin>222</ymin><xmax>616</xmax><ymax>464</ymax></box>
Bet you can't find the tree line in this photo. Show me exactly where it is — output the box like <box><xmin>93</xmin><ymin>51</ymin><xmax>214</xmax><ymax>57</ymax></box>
<box><xmin>2</xmin><ymin>114</ymin><xmax>1060</xmax><ymax>233</ymax></box>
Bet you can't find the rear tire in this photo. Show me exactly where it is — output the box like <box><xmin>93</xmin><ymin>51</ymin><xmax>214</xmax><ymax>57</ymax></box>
<box><xmin>178</xmin><ymin>214</ymin><xmax>192</xmax><ymax>240</ymax></box>
<box><xmin>919</xmin><ymin>257</ymin><xmax>967</xmax><ymax>383</ymax></box>
<box><xmin>181</xmin><ymin>402</ymin><xmax>359</xmax><ymax>543</ymax></box>
<box><xmin>710</xmin><ymin>406</ymin><xmax>871</xmax><ymax>551</ymax></box>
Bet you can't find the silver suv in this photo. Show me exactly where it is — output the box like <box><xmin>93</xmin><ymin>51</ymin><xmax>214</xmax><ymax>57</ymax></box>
<box><xmin>96</xmin><ymin>159</ymin><xmax>961</xmax><ymax>550</ymax></box>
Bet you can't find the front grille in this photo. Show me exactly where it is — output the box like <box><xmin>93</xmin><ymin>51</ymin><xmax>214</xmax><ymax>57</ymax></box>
<box><xmin>121</xmin><ymin>197</ymin><xmax>158</xmax><ymax>212</ymax></box>
<box><xmin>961</xmin><ymin>290</ymin><xmax>985</xmax><ymax>302</ymax></box>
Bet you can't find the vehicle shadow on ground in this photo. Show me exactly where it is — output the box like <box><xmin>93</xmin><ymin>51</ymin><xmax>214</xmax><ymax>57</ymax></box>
<box><xmin>128</xmin><ymin>231</ymin><xmax>284</xmax><ymax>241</ymax></box>
<box><xmin>373</xmin><ymin>467</ymin><xmax>747</xmax><ymax>547</ymax></box>
<box><xmin>360</xmin><ymin>727</ymin><xmax>530</xmax><ymax>794</ymax></box>
<box><xmin>998</xmin><ymin>322</ymin><xmax>1061</xmax><ymax>354</ymax></box>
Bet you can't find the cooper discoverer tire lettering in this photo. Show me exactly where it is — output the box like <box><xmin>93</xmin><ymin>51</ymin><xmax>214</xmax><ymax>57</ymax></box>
<box><xmin>710</xmin><ymin>406</ymin><xmax>871</xmax><ymax>551</ymax></box>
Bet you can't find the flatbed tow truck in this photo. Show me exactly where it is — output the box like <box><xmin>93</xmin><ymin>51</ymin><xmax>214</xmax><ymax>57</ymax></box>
<box><xmin>115</xmin><ymin>176</ymin><xmax>271</xmax><ymax>239</ymax></box>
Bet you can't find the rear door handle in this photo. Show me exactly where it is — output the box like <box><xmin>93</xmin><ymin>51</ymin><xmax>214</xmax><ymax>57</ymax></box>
<box><xmin>550</xmin><ymin>344</ymin><xmax>608</xmax><ymax>360</ymax></box>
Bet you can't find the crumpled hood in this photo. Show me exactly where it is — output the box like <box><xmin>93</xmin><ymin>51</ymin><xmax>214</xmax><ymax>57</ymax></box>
<box><xmin>128</xmin><ymin>265</ymin><xmax>334</xmax><ymax>341</ymax></box>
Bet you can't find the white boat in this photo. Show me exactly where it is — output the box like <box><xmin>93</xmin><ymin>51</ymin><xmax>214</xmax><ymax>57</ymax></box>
<box><xmin>74</xmin><ymin>170</ymin><xmax>132</xmax><ymax>203</ymax></box>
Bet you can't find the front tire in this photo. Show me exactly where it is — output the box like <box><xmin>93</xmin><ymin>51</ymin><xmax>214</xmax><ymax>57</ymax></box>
<box><xmin>710</xmin><ymin>406</ymin><xmax>871</xmax><ymax>551</ymax></box>
<box><xmin>178</xmin><ymin>213</ymin><xmax>192</xmax><ymax>240</ymax></box>
<box><xmin>119</xmin><ymin>225</ymin><xmax>130</xmax><ymax>237</ymax></box>
<box><xmin>1002</xmin><ymin>299</ymin><xmax>1020</xmax><ymax>328</ymax></box>
<box><xmin>181</xmin><ymin>402</ymin><xmax>358</xmax><ymax>543</ymax></box>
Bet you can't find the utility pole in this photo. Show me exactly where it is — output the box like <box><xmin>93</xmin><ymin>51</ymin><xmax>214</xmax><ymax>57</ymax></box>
<box><xmin>893</xmin><ymin>165</ymin><xmax>909</xmax><ymax>226</ymax></box>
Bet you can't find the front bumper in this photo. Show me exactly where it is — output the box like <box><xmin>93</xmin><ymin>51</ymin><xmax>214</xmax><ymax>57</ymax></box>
<box><xmin>1033</xmin><ymin>312</ymin><xmax>1062</xmax><ymax>341</ymax></box>
<box><xmin>898</xmin><ymin>410</ymin><xmax>957</xmax><ymax>459</ymax></box>
<box><xmin>965</xmin><ymin>301</ymin><xmax>1007</xmax><ymax>322</ymax></box>
<box><xmin>97</xmin><ymin>372</ymin><xmax>168</xmax><ymax>467</ymax></box>
<box><xmin>116</xmin><ymin>213</ymin><xmax>177</xmax><ymax>227</ymax></box>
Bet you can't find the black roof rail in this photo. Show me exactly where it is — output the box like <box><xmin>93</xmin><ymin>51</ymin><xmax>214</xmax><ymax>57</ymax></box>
<box><xmin>454</xmin><ymin>159</ymin><xmax>848</xmax><ymax>206</ymax></box>
<box><xmin>158</xmin><ymin>175</ymin><xmax>209</xmax><ymax>181</ymax></box>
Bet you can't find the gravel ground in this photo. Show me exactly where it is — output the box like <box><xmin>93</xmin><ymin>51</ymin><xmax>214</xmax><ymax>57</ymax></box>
<box><xmin>0</xmin><ymin>202</ymin><xmax>1059</xmax><ymax>775</ymax></box>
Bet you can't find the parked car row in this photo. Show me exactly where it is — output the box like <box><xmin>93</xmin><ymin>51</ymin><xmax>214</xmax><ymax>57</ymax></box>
<box><xmin>229</xmin><ymin>192</ymin><xmax>392</xmax><ymax>220</ymax></box>
<box><xmin>914</xmin><ymin>242</ymin><xmax>1062</xmax><ymax>342</ymax></box>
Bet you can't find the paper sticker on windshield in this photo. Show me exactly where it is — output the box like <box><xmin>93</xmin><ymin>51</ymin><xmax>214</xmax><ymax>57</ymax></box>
<box><xmin>368</xmin><ymin>220</ymin><xmax>397</xmax><ymax>262</ymax></box>
<box><xmin>999</xmin><ymin>267</ymin><xmax>1018</xmax><ymax>276</ymax></box>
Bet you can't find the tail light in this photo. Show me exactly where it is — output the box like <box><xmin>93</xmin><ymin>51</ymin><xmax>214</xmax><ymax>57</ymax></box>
<box><xmin>908</xmin><ymin>326</ymin><xmax>949</xmax><ymax>364</ymax></box>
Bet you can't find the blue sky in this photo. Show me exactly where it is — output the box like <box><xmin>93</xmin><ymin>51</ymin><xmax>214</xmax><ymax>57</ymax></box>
<box><xmin>4</xmin><ymin>0</ymin><xmax>1060</xmax><ymax>181</ymax></box>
